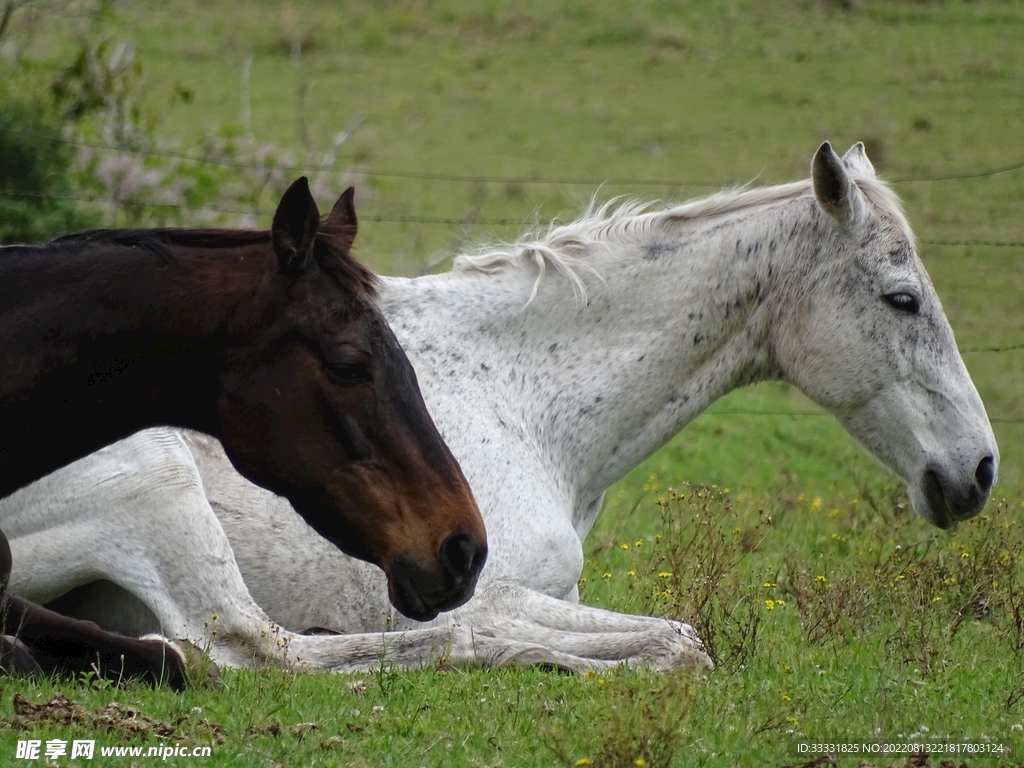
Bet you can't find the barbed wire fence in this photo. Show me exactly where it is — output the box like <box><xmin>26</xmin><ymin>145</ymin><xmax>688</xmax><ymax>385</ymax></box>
<box><xmin>3</xmin><ymin>185</ymin><xmax>1024</xmax><ymax>249</ymax></box>
<box><xmin>5</xmin><ymin>125</ymin><xmax>1024</xmax><ymax>187</ymax></box>
<box><xmin>2</xmin><ymin>125</ymin><xmax>1024</xmax><ymax>241</ymax></box>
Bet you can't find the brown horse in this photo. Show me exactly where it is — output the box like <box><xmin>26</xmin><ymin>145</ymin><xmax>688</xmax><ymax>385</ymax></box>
<box><xmin>0</xmin><ymin>178</ymin><xmax>486</xmax><ymax>687</ymax></box>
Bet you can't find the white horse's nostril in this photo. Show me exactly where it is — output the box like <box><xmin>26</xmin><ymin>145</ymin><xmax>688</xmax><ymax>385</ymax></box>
<box><xmin>975</xmin><ymin>455</ymin><xmax>995</xmax><ymax>495</ymax></box>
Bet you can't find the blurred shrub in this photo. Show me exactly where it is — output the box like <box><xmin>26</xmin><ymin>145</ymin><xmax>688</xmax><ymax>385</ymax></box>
<box><xmin>0</xmin><ymin>98</ymin><xmax>99</xmax><ymax>244</ymax></box>
<box><xmin>2</xmin><ymin>1</ymin><xmax>359</xmax><ymax>237</ymax></box>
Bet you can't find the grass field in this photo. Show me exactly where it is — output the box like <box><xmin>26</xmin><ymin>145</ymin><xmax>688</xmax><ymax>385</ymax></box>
<box><xmin>1</xmin><ymin>0</ymin><xmax>1023</xmax><ymax>765</ymax></box>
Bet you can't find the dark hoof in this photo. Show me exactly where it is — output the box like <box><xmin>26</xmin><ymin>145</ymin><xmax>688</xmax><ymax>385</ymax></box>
<box><xmin>0</xmin><ymin>634</ymin><xmax>43</xmax><ymax>677</ymax></box>
<box><xmin>137</xmin><ymin>634</ymin><xmax>190</xmax><ymax>691</ymax></box>
<box><xmin>168</xmin><ymin>638</ymin><xmax>222</xmax><ymax>687</ymax></box>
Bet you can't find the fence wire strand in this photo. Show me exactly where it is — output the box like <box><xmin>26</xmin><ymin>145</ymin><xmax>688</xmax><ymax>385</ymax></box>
<box><xmin>2</xmin><ymin>125</ymin><xmax>1024</xmax><ymax>187</ymax></box>
<box><xmin>3</xmin><ymin>189</ymin><xmax>1024</xmax><ymax>248</ymax></box>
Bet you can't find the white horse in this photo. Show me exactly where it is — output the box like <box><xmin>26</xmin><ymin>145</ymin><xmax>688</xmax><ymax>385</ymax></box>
<box><xmin>1</xmin><ymin>142</ymin><xmax>998</xmax><ymax>673</ymax></box>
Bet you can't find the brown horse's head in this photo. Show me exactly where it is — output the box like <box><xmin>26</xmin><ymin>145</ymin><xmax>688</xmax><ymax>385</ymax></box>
<box><xmin>216</xmin><ymin>178</ymin><xmax>486</xmax><ymax>620</ymax></box>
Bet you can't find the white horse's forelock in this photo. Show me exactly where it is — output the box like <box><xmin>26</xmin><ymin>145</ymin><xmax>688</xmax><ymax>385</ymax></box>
<box><xmin>452</xmin><ymin>173</ymin><xmax>913</xmax><ymax>302</ymax></box>
<box><xmin>853</xmin><ymin>177</ymin><xmax>916</xmax><ymax>248</ymax></box>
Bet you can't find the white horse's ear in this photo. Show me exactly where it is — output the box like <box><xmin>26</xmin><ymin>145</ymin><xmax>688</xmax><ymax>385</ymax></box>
<box><xmin>841</xmin><ymin>142</ymin><xmax>876</xmax><ymax>178</ymax></box>
<box><xmin>812</xmin><ymin>141</ymin><xmax>866</xmax><ymax>229</ymax></box>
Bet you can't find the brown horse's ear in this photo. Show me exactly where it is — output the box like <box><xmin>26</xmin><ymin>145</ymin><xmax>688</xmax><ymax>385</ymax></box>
<box><xmin>322</xmin><ymin>186</ymin><xmax>358</xmax><ymax>253</ymax></box>
<box><xmin>272</xmin><ymin>177</ymin><xmax>320</xmax><ymax>276</ymax></box>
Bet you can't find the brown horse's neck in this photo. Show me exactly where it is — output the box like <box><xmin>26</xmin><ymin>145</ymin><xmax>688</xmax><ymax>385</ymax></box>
<box><xmin>0</xmin><ymin>236</ymin><xmax>281</xmax><ymax>497</ymax></box>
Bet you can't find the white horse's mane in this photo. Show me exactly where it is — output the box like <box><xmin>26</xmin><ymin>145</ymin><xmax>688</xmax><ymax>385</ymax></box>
<box><xmin>453</xmin><ymin>174</ymin><xmax>913</xmax><ymax>302</ymax></box>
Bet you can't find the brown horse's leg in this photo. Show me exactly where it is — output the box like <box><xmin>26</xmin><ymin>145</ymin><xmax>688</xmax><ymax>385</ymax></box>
<box><xmin>0</xmin><ymin>529</ymin><xmax>187</xmax><ymax>689</ymax></box>
<box><xmin>0</xmin><ymin>530</ymin><xmax>44</xmax><ymax>676</ymax></box>
<box><xmin>1</xmin><ymin>595</ymin><xmax>189</xmax><ymax>690</ymax></box>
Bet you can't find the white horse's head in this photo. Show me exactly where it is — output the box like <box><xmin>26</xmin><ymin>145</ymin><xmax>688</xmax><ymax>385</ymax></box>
<box><xmin>772</xmin><ymin>142</ymin><xmax>997</xmax><ymax>529</ymax></box>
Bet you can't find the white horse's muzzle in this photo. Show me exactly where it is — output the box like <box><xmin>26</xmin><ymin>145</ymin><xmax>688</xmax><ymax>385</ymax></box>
<box><xmin>915</xmin><ymin>453</ymin><xmax>997</xmax><ymax>529</ymax></box>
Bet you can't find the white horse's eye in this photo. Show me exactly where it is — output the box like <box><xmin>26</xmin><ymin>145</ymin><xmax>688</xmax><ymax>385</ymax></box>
<box><xmin>883</xmin><ymin>292</ymin><xmax>920</xmax><ymax>314</ymax></box>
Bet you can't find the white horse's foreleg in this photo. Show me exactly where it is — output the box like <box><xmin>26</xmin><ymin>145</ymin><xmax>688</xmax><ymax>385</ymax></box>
<box><xmin>282</xmin><ymin>625</ymin><xmax>624</xmax><ymax>674</ymax></box>
<box><xmin>451</xmin><ymin>582</ymin><xmax>712</xmax><ymax>670</ymax></box>
<box><xmin>372</xmin><ymin>581</ymin><xmax>709</xmax><ymax>672</ymax></box>
<box><xmin>0</xmin><ymin>429</ymin><xmax>299</xmax><ymax>669</ymax></box>
<box><xmin>320</xmin><ymin>586</ymin><xmax>708</xmax><ymax>673</ymax></box>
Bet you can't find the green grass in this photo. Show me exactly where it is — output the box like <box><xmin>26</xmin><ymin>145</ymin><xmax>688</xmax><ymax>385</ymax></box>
<box><xmin>1</xmin><ymin>0</ymin><xmax>1023</xmax><ymax>764</ymax></box>
<box><xmin>3</xmin><ymin>489</ymin><xmax>1024</xmax><ymax>766</ymax></box>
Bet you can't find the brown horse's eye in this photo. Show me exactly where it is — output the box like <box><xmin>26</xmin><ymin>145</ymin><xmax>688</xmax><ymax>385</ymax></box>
<box><xmin>326</xmin><ymin>361</ymin><xmax>371</xmax><ymax>384</ymax></box>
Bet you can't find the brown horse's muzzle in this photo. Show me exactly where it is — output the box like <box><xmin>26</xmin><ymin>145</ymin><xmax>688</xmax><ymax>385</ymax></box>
<box><xmin>386</xmin><ymin>529</ymin><xmax>488</xmax><ymax>621</ymax></box>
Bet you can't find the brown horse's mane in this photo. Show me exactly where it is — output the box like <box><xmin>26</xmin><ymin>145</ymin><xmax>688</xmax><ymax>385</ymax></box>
<box><xmin>48</xmin><ymin>225</ymin><xmax>378</xmax><ymax>298</ymax></box>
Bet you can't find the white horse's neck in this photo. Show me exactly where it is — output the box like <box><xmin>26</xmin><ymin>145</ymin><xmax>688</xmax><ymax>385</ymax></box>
<box><xmin>380</xmin><ymin>189</ymin><xmax>822</xmax><ymax>538</ymax></box>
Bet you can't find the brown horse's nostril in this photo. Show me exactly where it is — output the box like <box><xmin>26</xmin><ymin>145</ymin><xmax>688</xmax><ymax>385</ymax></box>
<box><xmin>975</xmin><ymin>455</ymin><xmax>995</xmax><ymax>495</ymax></box>
<box><xmin>440</xmin><ymin>530</ymin><xmax>485</xmax><ymax>584</ymax></box>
